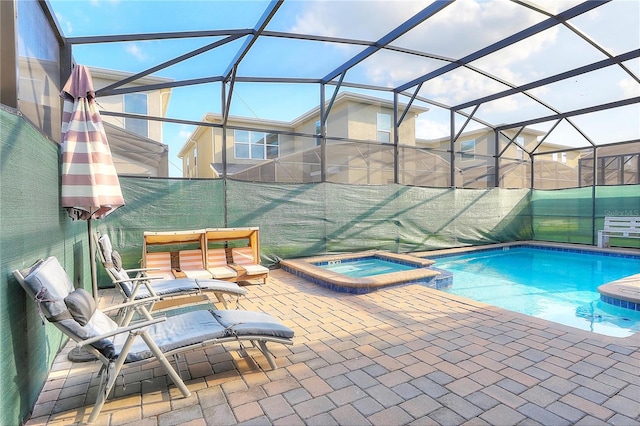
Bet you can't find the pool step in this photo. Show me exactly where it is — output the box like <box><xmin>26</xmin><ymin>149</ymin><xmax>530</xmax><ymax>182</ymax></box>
<box><xmin>598</xmin><ymin>274</ymin><xmax>640</xmax><ymax>311</ymax></box>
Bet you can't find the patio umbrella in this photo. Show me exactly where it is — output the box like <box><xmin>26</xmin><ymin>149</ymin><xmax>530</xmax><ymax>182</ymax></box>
<box><xmin>60</xmin><ymin>65</ymin><xmax>125</xmax><ymax>299</ymax></box>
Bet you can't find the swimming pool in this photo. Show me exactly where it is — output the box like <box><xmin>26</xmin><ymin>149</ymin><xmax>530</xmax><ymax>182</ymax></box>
<box><xmin>429</xmin><ymin>246</ymin><xmax>640</xmax><ymax>337</ymax></box>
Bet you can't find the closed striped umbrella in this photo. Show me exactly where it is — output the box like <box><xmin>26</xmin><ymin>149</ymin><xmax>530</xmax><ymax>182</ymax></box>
<box><xmin>60</xmin><ymin>65</ymin><xmax>125</xmax><ymax>298</ymax></box>
<box><xmin>61</xmin><ymin>65</ymin><xmax>124</xmax><ymax>219</ymax></box>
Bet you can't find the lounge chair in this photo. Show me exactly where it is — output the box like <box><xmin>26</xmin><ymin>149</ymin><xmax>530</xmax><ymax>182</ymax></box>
<box><xmin>13</xmin><ymin>256</ymin><xmax>294</xmax><ymax>424</ymax></box>
<box><xmin>96</xmin><ymin>233</ymin><xmax>246</xmax><ymax>313</ymax></box>
<box><xmin>142</xmin><ymin>251</ymin><xmax>174</xmax><ymax>280</ymax></box>
<box><xmin>206</xmin><ymin>248</ymin><xmax>238</xmax><ymax>281</ymax></box>
<box><xmin>178</xmin><ymin>249</ymin><xmax>214</xmax><ymax>279</ymax></box>
<box><xmin>232</xmin><ymin>247</ymin><xmax>269</xmax><ymax>284</ymax></box>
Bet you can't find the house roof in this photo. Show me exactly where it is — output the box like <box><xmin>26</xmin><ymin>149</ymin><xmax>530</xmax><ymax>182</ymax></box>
<box><xmin>290</xmin><ymin>91</ymin><xmax>429</xmax><ymax>127</ymax></box>
<box><xmin>177</xmin><ymin>91</ymin><xmax>427</xmax><ymax>158</ymax></box>
<box><xmin>103</xmin><ymin>122</ymin><xmax>168</xmax><ymax>176</ymax></box>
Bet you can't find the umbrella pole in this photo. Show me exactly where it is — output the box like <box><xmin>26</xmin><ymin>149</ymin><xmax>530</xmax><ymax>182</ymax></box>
<box><xmin>88</xmin><ymin>218</ymin><xmax>98</xmax><ymax>299</ymax></box>
<box><xmin>69</xmin><ymin>217</ymin><xmax>100</xmax><ymax>362</ymax></box>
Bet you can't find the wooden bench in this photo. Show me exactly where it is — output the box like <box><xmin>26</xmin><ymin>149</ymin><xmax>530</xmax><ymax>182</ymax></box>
<box><xmin>598</xmin><ymin>216</ymin><xmax>640</xmax><ymax>248</ymax></box>
<box><xmin>143</xmin><ymin>227</ymin><xmax>268</xmax><ymax>284</ymax></box>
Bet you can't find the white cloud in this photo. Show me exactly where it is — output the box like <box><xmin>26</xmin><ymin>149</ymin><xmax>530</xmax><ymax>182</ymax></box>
<box><xmin>415</xmin><ymin>117</ymin><xmax>449</xmax><ymax>140</ymax></box>
<box><xmin>54</xmin><ymin>12</ymin><xmax>73</xmax><ymax>35</ymax></box>
<box><xmin>89</xmin><ymin>0</ymin><xmax>120</xmax><ymax>6</ymax></box>
<box><xmin>619</xmin><ymin>78</ymin><xmax>640</xmax><ymax>98</ymax></box>
<box><xmin>291</xmin><ymin>0</ymin><xmax>561</xmax><ymax>115</ymax></box>
<box><xmin>125</xmin><ymin>43</ymin><xmax>148</xmax><ymax>62</ymax></box>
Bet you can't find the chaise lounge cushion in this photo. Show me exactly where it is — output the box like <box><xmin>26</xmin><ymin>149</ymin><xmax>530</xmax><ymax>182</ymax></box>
<box><xmin>111</xmin><ymin>250</ymin><xmax>123</xmax><ymax>271</ymax></box>
<box><xmin>114</xmin><ymin>309</ymin><xmax>228</xmax><ymax>362</ymax></box>
<box><xmin>196</xmin><ymin>279</ymin><xmax>248</xmax><ymax>296</ymax></box>
<box><xmin>111</xmin><ymin>308</ymin><xmax>293</xmax><ymax>362</ymax></box>
<box><xmin>212</xmin><ymin>309</ymin><xmax>294</xmax><ymax>339</ymax></box>
<box><xmin>22</xmin><ymin>257</ymin><xmax>74</xmax><ymax>321</ymax></box>
<box><xmin>22</xmin><ymin>257</ymin><xmax>116</xmax><ymax>358</ymax></box>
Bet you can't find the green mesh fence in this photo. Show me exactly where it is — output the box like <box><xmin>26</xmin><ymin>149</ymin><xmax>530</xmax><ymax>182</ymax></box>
<box><xmin>1</xmin><ymin>109</ymin><xmax>88</xmax><ymax>425</ymax></box>
<box><xmin>99</xmin><ymin>180</ymin><xmax>532</xmax><ymax>270</ymax></box>
<box><xmin>531</xmin><ymin>186</ymin><xmax>640</xmax><ymax>247</ymax></box>
<box><xmin>595</xmin><ymin>185</ymin><xmax>640</xmax><ymax>248</ymax></box>
<box><xmin>1</xmin><ymin>107</ymin><xmax>638</xmax><ymax>425</ymax></box>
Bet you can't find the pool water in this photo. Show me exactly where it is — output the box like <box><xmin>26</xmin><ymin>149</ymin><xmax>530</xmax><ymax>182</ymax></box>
<box><xmin>433</xmin><ymin>247</ymin><xmax>640</xmax><ymax>337</ymax></box>
<box><xmin>318</xmin><ymin>257</ymin><xmax>415</xmax><ymax>278</ymax></box>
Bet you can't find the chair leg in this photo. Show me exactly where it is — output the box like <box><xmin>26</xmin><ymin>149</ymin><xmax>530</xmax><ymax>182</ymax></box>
<box><xmin>140</xmin><ymin>331</ymin><xmax>191</xmax><ymax>398</ymax></box>
<box><xmin>88</xmin><ymin>334</ymin><xmax>137</xmax><ymax>424</ymax></box>
<box><xmin>213</xmin><ymin>291</ymin><xmax>229</xmax><ymax>309</ymax></box>
<box><xmin>257</xmin><ymin>341</ymin><xmax>278</xmax><ymax>370</ymax></box>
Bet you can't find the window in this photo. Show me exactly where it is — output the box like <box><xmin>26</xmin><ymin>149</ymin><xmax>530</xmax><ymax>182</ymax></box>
<box><xmin>561</xmin><ymin>152</ymin><xmax>567</xmax><ymax>164</ymax></box>
<box><xmin>124</xmin><ymin>93</ymin><xmax>148</xmax><ymax>137</ymax></box>
<box><xmin>516</xmin><ymin>136</ymin><xmax>524</xmax><ymax>160</ymax></box>
<box><xmin>193</xmin><ymin>145</ymin><xmax>197</xmax><ymax>167</ymax></box>
<box><xmin>234</xmin><ymin>130</ymin><xmax>279</xmax><ymax>160</ymax></box>
<box><xmin>461</xmin><ymin>140</ymin><xmax>476</xmax><ymax>161</ymax></box>
<box><xmin>315</xmin><ymin>120</ymin><xmax>322</xmax><ymax>146</ymax></box>
<box><xmin>377</xmin><ymin>113</ymin><xmax>391</xmax><ymax>142</ymax></box>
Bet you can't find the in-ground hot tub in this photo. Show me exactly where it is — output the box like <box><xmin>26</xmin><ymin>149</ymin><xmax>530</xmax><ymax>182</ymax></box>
<box><xmin>280</xmin><ymin>251</ymin><xmax>451</xmax><ymax>294</ymax></box>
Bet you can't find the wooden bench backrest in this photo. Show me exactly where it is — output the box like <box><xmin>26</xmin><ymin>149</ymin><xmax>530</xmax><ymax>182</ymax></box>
<box><xmin>179</xmin><ymin>249</ymin><xmax>205</xmax><ymax>269</ymax></box>
<box><xmin>232</xmin><ymin>247</ymin><xmax>257</xmax><ymax>265</ymax></box>
<box><xmin>207</xmin><ymin>248</ymin><xmax>229</xmax><ymax>268</ymax></box>
<box><xmin>144</xmin><ymin>251</ymin><xmax>173</xmax><ymax>270</ymax></box>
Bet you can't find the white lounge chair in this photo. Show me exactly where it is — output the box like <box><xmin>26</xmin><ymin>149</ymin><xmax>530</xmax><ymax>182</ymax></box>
<box><xmin>96</xmin><ymin>233</ymin><xmax>246</xmax><ymax>313</ymax></box>
<box><xmin>13</xmin><ymin>256</ymin><xmax>294</xmax><ymax>424</ymax></box>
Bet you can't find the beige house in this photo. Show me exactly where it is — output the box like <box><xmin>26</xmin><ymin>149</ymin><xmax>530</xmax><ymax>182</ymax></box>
<box><xmin>418</xmin><ymin>128</ymin><xmax>580</xmax><ymax>189</ymax></box>
<box><xmin>90</xmin><ymin>67</ymin><xmax>171</xmax><ymax>177</ymax></box>
<box><xmin>178</xmin><ymin>92</ymin><xmax>587</xmax><ymax>188</ymax></box>
<box><xmin>178</xmin><ymin>92</ymin><xmax>428</xmax><ymax>184</ymax></box>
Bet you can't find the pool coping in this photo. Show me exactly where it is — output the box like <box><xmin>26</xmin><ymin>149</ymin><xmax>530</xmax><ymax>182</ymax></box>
<box><xmin>280</xmin><ymin>250</ymin><xmax>439</xmax><ymax>293</ymax></box>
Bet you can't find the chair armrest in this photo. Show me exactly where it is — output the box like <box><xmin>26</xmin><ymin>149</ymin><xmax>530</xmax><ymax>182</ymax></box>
<box><xmin>125</xmin><ymin>267</ymin><xmax>155</xmax><ymax>273</ymax></box>
<box><xmin>100</xmin><ymin>296</ymin><xmax>162</xmax><ymax>313</ymax></box>
<box><xmin>77</xmin><ymin>317</ymin><xmax>166</xmax><ymax>347</ymax></box>
<box><xmin>112</xmin><ymin>276</ymin><xmax>159</xmax><ymax>285</ymax></box>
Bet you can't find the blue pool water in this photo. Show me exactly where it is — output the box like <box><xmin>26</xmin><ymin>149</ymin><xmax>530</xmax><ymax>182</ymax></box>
<box><xmin>318</xmin><ymin>257</ymin><xmax>415</xmax><ymax>277</ymax></box>
<box><xmin>432</xmin><ymin>247</ymin><xmax>640</xmax><ymax>337</ymax></box>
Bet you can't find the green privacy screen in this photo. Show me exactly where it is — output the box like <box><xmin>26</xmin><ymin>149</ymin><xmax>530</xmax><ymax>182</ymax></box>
<box><xmin>2</xmin><ymin>107</ymin><xmax>638</xmax><ymax>425</ymax></box>
<box><xmin>226</xmin><ymin>181</ymin><xmax>533</xmax><ymax>263</ymax></box>
<box><xmin>101</xmin><ymin>178</ymin><xmax>533</xmax><ymax>269</ymax></box>
<box><xmin>531</xmin><ymin>186</ymin><xmax>640</xmax><ymax>247</ymax></box>
<box><xmin>1</xmin><ymin>109</ymin><xmax>88</xmax><ymax>425</ymax></box>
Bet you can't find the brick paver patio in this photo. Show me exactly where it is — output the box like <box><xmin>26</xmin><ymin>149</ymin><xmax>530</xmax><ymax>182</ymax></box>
<box><xmin>25</xmin><ymin>268</ymin><xmax>640</xmax><ymax>425</ymax></box>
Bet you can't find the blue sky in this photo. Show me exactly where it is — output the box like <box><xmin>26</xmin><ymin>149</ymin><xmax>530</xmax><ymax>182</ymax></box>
<box><xmin>48</xmin><ymin>0</ymin><xmax>640</xmax><ymax>176</ymax></box>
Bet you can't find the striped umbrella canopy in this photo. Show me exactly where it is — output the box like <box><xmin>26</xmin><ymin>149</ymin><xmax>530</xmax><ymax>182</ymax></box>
<box><xmin>60</xmin><ymin>65</ymin><xmax>125</xmax><ymax>298</ymax></box>
<box><xmin>61</xmin><ymin>65</ymin><xmax>124</xmax><ymax>219</ymax></box>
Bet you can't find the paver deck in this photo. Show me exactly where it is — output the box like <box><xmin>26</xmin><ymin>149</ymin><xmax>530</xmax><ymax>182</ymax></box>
<box><xmin>24</xmin><ymin>266</ymin><xmax>640</xmax><ymax>425</ymax></box>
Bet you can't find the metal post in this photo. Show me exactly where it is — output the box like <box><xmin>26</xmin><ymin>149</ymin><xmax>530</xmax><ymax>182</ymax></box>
<box><xmin>320</xmin><ymin>84</ymin><xmax>327</xmax><ymax>182</ymax></box>
<box><xmin>221</xmin><ymin>82</ymin><xmax>228</xmax><ymax>227</ymax></box>
<box><xmin>450</xmin><ymin>109</ymin><xmax>456</xmax><ymax>188</ymax></box>
<box><xmin>393</xmin><ymin>92</ymin><xmax>399</xmax><ymax>184</ymax></box>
